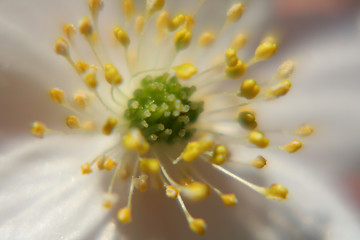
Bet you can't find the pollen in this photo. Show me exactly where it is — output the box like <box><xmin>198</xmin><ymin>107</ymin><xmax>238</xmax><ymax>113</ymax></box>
<box><xmin>33</xmin><ymin>0</ymin><xmax>313</xmax><ymax>236</ymax></box>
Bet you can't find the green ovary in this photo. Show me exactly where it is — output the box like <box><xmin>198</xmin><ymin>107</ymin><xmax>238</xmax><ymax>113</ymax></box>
<box><xmin>124</xmin><ymin>74</ymin><xmax>203</xmax><ymax>144</ymax></box>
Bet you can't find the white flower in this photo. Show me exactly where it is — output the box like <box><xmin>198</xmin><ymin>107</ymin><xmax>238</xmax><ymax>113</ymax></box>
<box><xmin>0</xmin><ymin>0</ymin><xmax>360</xmax><ymax>239</ymax></box>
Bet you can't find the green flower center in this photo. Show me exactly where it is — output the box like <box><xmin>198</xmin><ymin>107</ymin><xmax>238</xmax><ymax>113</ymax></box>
<box><xmin>125</xmin><ymin>74</ymin><xmax>203</xmax><ymax>144</ymax></box>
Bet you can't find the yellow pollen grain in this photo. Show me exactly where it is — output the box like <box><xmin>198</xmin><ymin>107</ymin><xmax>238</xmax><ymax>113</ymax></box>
<box><xmin>221</xmin><ymin>193</ymin><xmax>238</xmax><ymax>206</ymax></box>
<box><xmin>174</xmin><ymin>29</ymin><xmax>192</xmax><ymax>51</ymax></box>
<box><xmin>96</xmin><ymin>155</ymin><xmax>106</xmax><ymax>170</ymax></box>
<box><xmin>81</xmin><ymin>162</ymin><xmax>93</xmax><ymax>174</ymax></box>
<box><xmin>54</xmin><ymin>37</ymin><xmax>69</xmax><ymax>56</ymax></box>
<box><xmin>105</xmin><ymin>64</ymin><xmax>123</xmax><ymax>85</ymax></box>
<box><xmin>78</xmin><ymin>16</ymin><xmax>93</xmax><ymax>36</ymax></box>
<box><xmin>212</xmin><ymin>145</ymin><xmax>228</xmax><ymax>165</ymax></box>
<box><xmin>102</xmin><ymin>117</ymin><xmax>118</xmax><ymax>136</ymax></box>
<box><xmin>66</xmin><ymin>115</ymin><xmax>81</xmax><ymax>129</ymax></box>
<box><xmin>264</xmin><ymin>184</ymin><xmax>288</xmax><ymax>200</ymax></box>
<box><xmin>226</xmin><ymin>60</ymin><xmax>246</xmax><ymax>78</ymax></box>
<box><xmin>166</xmin><ymin>185</ymin><xmax>179</xmax><ymax>198</ymax></box>
<box><xmin>267</xmin><ymin>80</ymin><xmax>292</xmax><ymax>98</ymax></box>
<box><xmin>76</xmin><ymin>61</ymin><xmax>90</xmax><ymax>74</ymax></box>
<box><xmin>173</xmin><ymin>63</ymin><xmax>197</xmax><ymax>80</ymax></box>
<box><xmin>50</xmin><ymin>88</ymin><xmax>66</xmax><ymax>104</ymax></box>
<box><xmin>118</xmin><ymin>207</ymin><xmax>132</xmax><ymax>223</ymax></box>
<box><xmin>281</xmin><ymin>139</ymin><xmax>303</xmax><ymax>153</ymax></box>
<box><xmin>183</xmin><ymin>15</ymin><xmax>195</xmax><ymax>31</ymax></box>
<box><xmin>227</xmin><ymin>3</ymin><xmax>244</xmax><ymax>22</ymax></box>
<box><xmin>123</xmin><ymin>0</ymin><xmax>136</xmax><ymax>20</ymax></box>
<box><xmin>83</xmin><ymin>72</ymin><xmax>98</xmax><ymax>89</ymax></box>
<box><xmin>63</xmin><ymin>24</ymin><xmax>76</xmax><ymax>40</ymax></box>
<box><xmin>255</xmin><ymin>41</ymin><xmax>277</xmax><ymax>61</ymax></box>
<box><xmin>31</xmin><ymin>121</ymin><xmax>46</xmax><ymax>138</ymax></box>
<box><xmin>252</xmin><ymin>156</ymin><xmax>267</xmax><ymax>169</ymax></box>
<box><xmin>198</xmin><ymin>32</ymin><xmax>215</xmax><ymax>47</ymax></box>
<box><xmin>277</xmin><ymin>60</ymin><xmax>295</xmax><ymax>79</ymax></box>
<box><xmin>231</xmin><ymin>33</ymin><xmax>247</xmax><ymax>50</ymax></box>
<box><xmin>189</xmin><ymin>218</ymin><xmax>206</xmax><ymax>235</ymax></box>
<box><xmin>135</xmin><ymin>16</ymin><xmax>145</xmax><ymax>33</ymax></box>
<box><xmin>240</xmin><ymin>79</ymin><xmax>260</xmax><ymax>99</ymax></box>
<box><xmin>168</xmin><ymin>14</ymin><xmax>185</xmax><ymax>32</ymax></box>
<box><xmin>140</xmin><ymin>158</ymin><xmax>160</xmax><ymax>173</ymax></box>
<box><xmin>73</xmin><ymin>92</ymin><xmax>88</xmax><ymax>110</ymax></box>
<box><xmin>295</xmin><ymin>124</ymin><xmax>314</xmax><ymax>136</ymax></box>
<box><xmin>104</xmin><ymin>158</ymin><xmax>117</xmax><ymax>171</ymax></box>
<box><xmin>180</xmin><ymin>182</ymin><xmax>210</xmax><ymax>201</ymax></box>
<box><xmin>182</xmin><ymin>142</ymin><xmax>201</xmax><ymax>162</ymax></box>
<box><xmin>113</xmin><ymin>26</ymin><xmax>130</xmax><ymax>48</ymax></box>
<box><xmin>249</xmin><ymin>130</ymin><xmax>270</xmax><ymax>148</ymax></box>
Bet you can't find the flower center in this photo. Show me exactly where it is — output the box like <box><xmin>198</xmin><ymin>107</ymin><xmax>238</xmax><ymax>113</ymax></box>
<box><xmin>125</xmin><ymin>74</ymin><xmax>203</xmax><ymax>144</ymax></box>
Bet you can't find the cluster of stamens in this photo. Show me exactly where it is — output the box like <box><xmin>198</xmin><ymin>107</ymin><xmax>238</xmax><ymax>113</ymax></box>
<box><xmin>31</xmin><ymin>0</ymin><xmax>314</xmax><ymax>235</ymax></box>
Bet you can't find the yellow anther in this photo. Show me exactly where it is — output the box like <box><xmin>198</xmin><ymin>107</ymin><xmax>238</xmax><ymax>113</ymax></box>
<box><xmin>122</xmin><ymin>0</ymin><xmax>136</xmax><ymax>20</ymax></box>
<box><xmin>183</xmin><ymin>15</ymin><xmax>195</xmax><ymax>31</ymax></box>
<box><xmin>295</xmin><ymin>124</ymin><xmax>314</xmax><ymax>136</ymax></box>
<box><xmin>225</xmin><ymin>60</ymin><xmax>246</xmax><ymax>78</ymax></box>
<box><xmin>221</xmin><ymin>193</ymin><xmax>238</xmax><ymax>206</ymax></box>
<box><xmin>102</xmin><ymin>194</ymin><xmax>118</xmax><ymax>209</ymax></box>
<box><xmin>281</xmin><ymin>139</ymin><xmax>303</xmax><ymax>153</ymax></box>
<box><xmin>113</xmin><ymin>26</ymin><xmax>130</xmax><ymax>48</ymax></box>
<box><xmin>122</xmin><ymin>128</ymin><xmax>150</xmax><ymax>154</ymax></box>
<box><xmin>174</xmin><ymin>29</ymin><xmax>192</xmax><ymax>51</ymax></box>
<box><xmin>180</xmin><ymin>182</ymin><xmax>209</xmax><ymax>201</ymax></box>
<box><xmin>166</xmin><ymin>185</ymin><xmax>179</xmax><ymax>198</ymax></box>
<box><xmin>88</xmin><ymin>0</ymin><xmax>104</xmax><ymax>16</ymax></box>
<box><xmin>173</xmin><ymin>63</ymin><xmax>197</xmax><ymax>80</ymax></box>
<box><xmin>225</xmin><ymin>48</ymin><xmax>238</xmax><ymax>67</ymax></box>
<box><xmin>140</xmin><ymin>158</ymin><xmax>160</xmax><ymax>173</ymax></box>
<box><xmin>54</xmin><ymin>37</ymin><xmax>69</xmax><ymax>56</ymax></box>
<box><xmin>240</xmin><ymin>79</ymin><xmax>260</xmax><ymax>99</ymax></box>
<box><xmin>251</xmin><ymin>156</ymin><xmax>267</xmax><ymax>169</ymax></box>
<box><xmin>117</xmin><ymin>207</ymin><xmax>132</xmax><ymax>223</ymax></box>
<box><xmin>146</xmin><ymin>0</ymin><xmax>165</xmax><ymax>15</ymax></box>
<box><xmin>237</xmin><ymin>109</ymin><xmax>257</xmax><ymax>130</ymax></box>
<box><xmin>266</xmin><ymin>80</ymin><xmax>292</xmax><ymax>98</ymax></box>
<box><xmin>277</xmin><ymin>60</ymin><xmax>295</xmax><ymax>79</ymax></box>
<box><xmin>198</xmin><ymin>134</ymin><xmax>214</xmax><ymax>152</ymax></box>
<box><xmin>50</xmin><ymin>88</ymin><xmax>65</xmax><ymax>104</ymax></box>
<box><xmin>31</xmin><ymin>121</ymin><xmax>46</xmax><ymax>138</ymax></box>
<box><xmin>66</xmin><ymin>115</ymin><xmax>81</xmax><ymax>129</ymax></box>
<box><xmin>182</xmin><ymin>142</ymin><xmax>201</xmax><ymax>162</ymax></box>
<box><xmin>227</xmin><ymin>3</ymin><xmax>244</xmax><ymax>22</ymax></box>
<box><xmin>156</xmin><ymin>11</ymin><xmax>170</xmax><ymax>31</ymax></box>
<box><xmin>249</xmin><ymin>130</ymin><xmax>270</xmax><ymax>148</ymax></box>
<box><xmin>73</xmin><ymin>91</ymin><xmax>89</xmax><ymax>110</ymax></box>
<box><xmin>135</xmin><ymin>16</ymin><xmax>145</xmax><ymax>34</ymax></box>
<box><xmin>102</xmin><ymin>117</ymin><xmax>118</xmax><ymax>136</ymax></box>
<box><xmin>134</xmin><ymin>175</ymin><xmax>148</xmax><ymax>192</ymax></box>
<box><xmin>212</xmin><ymin>144</ymin><xmax>228</xmax><ymax>165</ymax></box>
<box><xmin>168</xmin><ymin>14</ymin><xmax>185</xmax><ymax>32</ymax></box>
<box><xmin>264</xmin><ymin>184</ymin><xmax>288</xmax><ymax>200</ymax></box>
<box><xmin>255</xmin><ymin>41</ymin><xmax>277</xmax><ymax>61</ymax></box>
<box><xmin>231</xmin><ymin>34</ymin><xmax>247</xmax><ymax>50</ymax></box>
<box><xmin>189</xmin><ymin>218</ymin><xmax>206</xmax><ymax>235</ymax></box>
<box><xmin>104</xmin><ymin>158</ymin><xmax>117</xmax><ymax>171</ymax></box>
<box><xmin>96</xmin><ymin>155</ymin><xmax>106</xmax><ymax>170</ymax></box>
<box><xmin>76</xmin><ymin>61</ymin><xmax>90</xmax><ymax>74</ymax></box>
<box><xmin>78</xmin><ymin>16</ymin><xmax>93</xmax><ymax>36</ymax></box>
<box><xmin>83</xmin><ymin>72</ymin><xmax>98</xmax><ymax>89</ymax></box>
<box><xmin>63</xmin><ymin>24</ymin><xmax>76</xmax><ymax>40</ymax></box>
<box><xmin>81</xmin><ymin>162</ymin><xmax>93</xmax><ymax>174</ymax></box>
<box><xmin>104</xmin><ymin>64</ymin><xmax>123</xmax><ymax>85</ymax></box>
<box><xmin>198</xmin><ymin>32</ymin><xmax>215</xmax><ymax>47</ymax></box>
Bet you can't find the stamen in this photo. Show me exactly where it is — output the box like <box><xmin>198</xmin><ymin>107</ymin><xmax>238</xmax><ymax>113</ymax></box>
<box><xmin>277</xmin><ymin>60</ymin><xmax>295</xmax><ymax>79</ymax></box>
<box><xmin>251</xmin><ymin>155</ymin><xmax>267</xmax><ymax>169</ymax></box>
<box><xmin>102</xmin><ymin>193</ymin><xmax>119</xmax><ymax>209</ymax></box>
<box><xmin>239</xmin><ymin>79</ymin><xmax>260</xmax><ymax>99</ymax></box>
<box><xmin>113</xmin><ymin>26</ymin><xmax>131</xmax><ymax>48</ymax></box>
<box><xmin>174</xmin><ymin>29</ymin><xmax>192</xmax><ymax>51</ymax></box>
<box><xmin>81</xmin><ymin>162</ymin><xmax>93</xmax><ymax>174</ymax></box>
<box><xmin>118</xmin><ymin>206</ymin><xmax>132</xmax><ymax>223</ymax></box>
<box><xmin>78</xmin><ymin>16</ymin><xmax>94</xmax><ymax>37</ymax></box>
<box><xmin>134</xmin><ymin>174</ymin><xmax>148</xmax><ymax>191</ymax></box>
<box><xmin>146</xmin><ymin>0</ymin><xmax>165</xmax><ymax>16</ymax></box>
<box><xmin>83</xmin><ymin>71</ymin><xmax>98</xmax><ymax>89</ymax></box>
<box><xmin>212</xmin><ymin>164</ymin><xmax>288</xmax><ymax>200</ymax></box>
<box><xmin>50</xmin><ymin>88</ymin><xmax>66</xmax><ymax>104</ymax></box>
<box><xmin>173</xmin><ymin>63</ymin><xmax>198</xmax><ymax>79</ymax></box>
<box><xmin>211</xmin><ymin>144</ymin><xmax>228</xmax><ymax>165</ymax></box>
<box><xmin>31</xmin><ymin>121</ymin><xmax>47</xmax><ymax>138</ymax></box>
<box><xmin>104</xmin><ymin>64</ymin><xmax>123</xmax><ymax>85</ymax></box>
<box><xmin>220</xmin><ymin>193</ymin><xmax>238</xmax><ymax>206</ymax></box>
<box><xmin>135</xmin><ymin>16</ymin><xmax>145</xmax><ymax>34</ymax></box>
<box><xmin>139</xmin><ymin>158</ymin><xmax>160</xmax><ymax>173</ymax></box>
<box><xmin>237</xmin><ymin>109</ymin><xmax>257</xmax><ymax>130</ymax></box>
<box><xmin>54</xmin><ymin>37</ymin><xmax>70</xmax><ymax>57</ymax></box>
<box><xmin>179</xmin><ymin>181</ymin><xmax>210</xmax><ymax>201</ymax></box>
<box><xmin>198</xmin><ymin>32</ymin><xmax>215</xmax><ymax>47</ymax></box>
<box><xmin>265</xmin><ymin>80</ymin><xmax>292</xmax><ymax>98</ymax></box>
<box><xmin>231</xmin><ymin>33</ymin><xmax>247</xmax><ymax>50</ymax></box>
<box><xmin>122</xmin><ymin>128</ymin><xmax>150</xmax><ymax>154</ymax></box>
<box><xmin>168</xmin><ymin>14</ymin><xmax>185</xmax><ymax>32</ymax></box>
<box><xmin>166</xmin><ymin>185</ymin><xmax>179</xmax><ymax>198</ymax></box>
<box><xmin>226</xmin><ymin>3</ymin><xmax>244</xmax><ymax>23</ymax></box>
<box><xmin>63</xmin><ymin>24</ymin><xmax>77</xmax><ymax>41</ymax></box>
<box><xmin>104</xmin><ymin>158</ymin><xmax>117</xmax><ymax>171</ymax></box>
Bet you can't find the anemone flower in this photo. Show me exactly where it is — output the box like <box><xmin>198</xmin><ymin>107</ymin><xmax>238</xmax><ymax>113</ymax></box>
<box><xmin>0</xmin><ymin>0</ymin><xmax>360</xmax><ymax>239</ymax></box>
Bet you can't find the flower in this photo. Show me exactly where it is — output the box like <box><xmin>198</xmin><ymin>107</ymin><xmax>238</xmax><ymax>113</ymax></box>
<box><xmin>0</xmin><ymin>0</ymin><xmax>360</xmax><ymax>239</ymax></box>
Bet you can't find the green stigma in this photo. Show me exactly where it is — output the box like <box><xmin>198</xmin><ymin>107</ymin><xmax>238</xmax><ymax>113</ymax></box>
<box><xmin>124</xmin><ymin>74</ymin><xmax>203</xmax><ymax>144</ymax></box>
